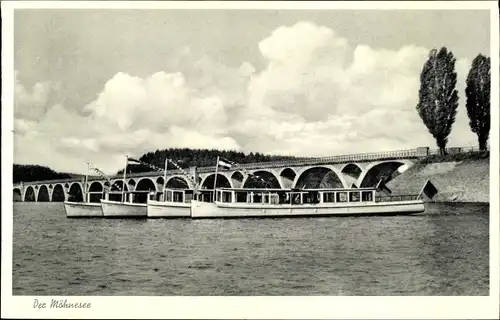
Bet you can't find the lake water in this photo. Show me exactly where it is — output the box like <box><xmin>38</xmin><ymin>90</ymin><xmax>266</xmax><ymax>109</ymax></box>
<box><xmin>12</xmin><ymin>202</ymin><xmax>489</xmax><ymax>295</ymax></box>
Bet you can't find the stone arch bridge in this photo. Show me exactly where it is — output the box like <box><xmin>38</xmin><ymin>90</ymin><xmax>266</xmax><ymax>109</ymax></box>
<box><xmin>13</xmin><ymin>147</ymin><xmax>430</xmax><ymax>202</ymax></box>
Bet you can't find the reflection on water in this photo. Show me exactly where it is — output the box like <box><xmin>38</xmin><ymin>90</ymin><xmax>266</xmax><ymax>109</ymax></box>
<box><xmin>12</xmin><ymin>202</ymin><xmax>488</xmax><ymax>295</ymax></box>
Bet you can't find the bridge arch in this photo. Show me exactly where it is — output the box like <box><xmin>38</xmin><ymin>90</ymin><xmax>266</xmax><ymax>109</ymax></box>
<box><xmin>230</xmin><ymin>171</ymin><xmax>244</xmax><ymax>188</ymax></box>
<box><xmin>86</xmin><ymin>181</ymin><xmax>104</xmax><ymax>203</ymax></box>
<box><xmin>357</xmin><ymin>161</ymin><xmax>407</xmax><ymax>188</ymax></box>
<box><xmin>200</xmin><ymin>173</ymin><xmax>232</xmax><ymax>189</ymax></box>
<box><xmin>37</xmin><ymin>185</ymin><xmax>50</xmax><ymax>202</ymax></box>
<box><xmin>51</xmin><ymin>184</ymin><xmax>66</xmax><ymax>202</ymax></box>
<box><xmin>280</xmin><ymin>168</ymin><xmax>297</xmax><ymax>188</ymax></box>
<box><xmin>165</xmin><ymin>176</ymin><xmax>190</xmax><ymax>189</ymax></box>
<box><xmin>127</xmin><ymin>179</ymin><xmax>137</xmax><ymax>190</ymax></box>
<box><xmin>136</xmin><ymin>177</ymin><xmax>158</xmax><ymax>192</ymax></box>
<box><xmin>341</xmin><ymin>163</ymin><xmax>363</xmax><ymax>179</ymax></box>
<box><xmin>13</xmin><ymin>188</ymin><xmax>22</xmax><ymax>202</ymax></box>
<box><xmin>293</xmin><ymin>166</ymin><xmax>347</xmax><ymax>189</ymax></box>
<box><xmin>88</xmin><ymin>181</ymin><xmax>103</xmax><ymax>192</ymax></box>
<box><xmin>133</xmin><ymin>177</ymin><xmax>157</xmax><ymax>203</ymax></box>
<box><xmin>340</xmin><ymin>163</ymin><xmax>363</xmax><ymax>188</ymax></box>
<box><xmin>24</xmin><ymin>186</ymin><xmax>36</xmax><ymax>202</ymax></box>
<box><xmin>242</xmin><ymin>170</ymin><xmax>282</xmax><ymax>188</ymax></box>
<box><xmin>68</xmin><ymin>182</ymin><xmax>84</xmax><ymax>202</ymax></box>
<box><xmin>156</xmin><ymin>176</ymin><xmax>165</xmax><ymax>186</ymax></box>
<box><xmin>110</xmin><ymin>180</ymin><xmax>129</xmax><ymax>192</ymax></box>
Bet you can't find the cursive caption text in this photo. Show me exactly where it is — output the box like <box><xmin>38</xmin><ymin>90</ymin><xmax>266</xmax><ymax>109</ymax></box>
<box><xmin>33</xmin><ymin>298</ymin><xmax>91</xmax><ymax>309</ymax></box>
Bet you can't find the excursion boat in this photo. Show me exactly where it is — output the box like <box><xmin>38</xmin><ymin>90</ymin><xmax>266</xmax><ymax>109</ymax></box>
<box><xmin>100</xmin><ymin>191</ymin><xmax>149</xmax><ymax>218</ymax></box>
<box><xmin>64</xmin><ymin>163</ymin><xmax>103</xmax><ymax>218</ymax></box>
<box><xmin>190</xmin><ymin>180</ymin><xmax>438</xmax><ymax>219</ymax></box>
<box><xmin>64</xmin><ymin>200</ymin><xmax>103</xmax><ymax>218</ymax></box>
<box><xmin>147</xmin><ymin>188</ymin><xmax>216</xmax><ymax>218</ymax></box>
<box><xmin>146</xmin><ymin>157</ymin><xmax>216</xmax><ymax>218</ymax></box>
<box><xmin>99</xmin><ymin>155</ymin><xmax>155</xmax><ymax>218</ymax></box>
<box><xmin>147</xmin><ymin>188</ymin><xmax>193</xmax><ymax>218</ymax></box>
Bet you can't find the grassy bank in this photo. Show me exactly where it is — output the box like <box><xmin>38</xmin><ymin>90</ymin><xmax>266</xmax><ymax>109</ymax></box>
<box><xmin>387</xmin><ymin>151</ymin><xmax>490</xmax><ymax>203</ymax></box>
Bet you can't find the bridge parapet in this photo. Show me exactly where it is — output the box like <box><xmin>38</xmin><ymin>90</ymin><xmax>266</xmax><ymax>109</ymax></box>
<box><xmin>200</xmin><ymin>148</ymin><xmax>421</xmax><ymax>171</ymax></box>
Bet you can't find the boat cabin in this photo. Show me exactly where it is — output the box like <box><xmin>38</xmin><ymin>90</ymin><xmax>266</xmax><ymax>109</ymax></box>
<box><xmin>214</xmin><ymin>188</ymin><xmax>377</xmax><ymax>205</ymax></box>
<box><xmin>106</xmin><ymin>190</ymin><xmax>155</xmax><ymax>204</ymax></box>
<box><xmin>162</xmin><ymin>188</ymin><xmax>195</xmax><ymax>203</ymax></box>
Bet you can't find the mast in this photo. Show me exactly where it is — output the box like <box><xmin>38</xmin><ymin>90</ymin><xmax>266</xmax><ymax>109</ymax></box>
<box><xmin>122</xmin><ymin>156</ymin><xmax>128</xmax><ymax>202</ymax></box>
<box><xmin>213</xmin><ymin>156</ymin><xmax>219</xmax><ymax>202</ymax></box>
<box><xmin>84</xmin><ymin>161</ymin><xmax>90</xmax><ymax>203</ymax></box>
<box><xmin>163</xmin><ymin>157</ymin><xmax>168</xmax><ymax>200</ymax></box>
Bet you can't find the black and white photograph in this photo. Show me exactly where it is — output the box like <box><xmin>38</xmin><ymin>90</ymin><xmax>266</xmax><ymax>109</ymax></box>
<box><xmin>2</xmin><ymin>1</ymin><xmax>499</xmax><ymax>319</ymax></box>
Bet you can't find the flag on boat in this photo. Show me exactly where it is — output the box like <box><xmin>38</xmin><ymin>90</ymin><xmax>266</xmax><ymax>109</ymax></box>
<box><xmin>375</xmin><ymin>179</ymin><xmax>392</xmax><ymax>194</ymax></box>
<box><xmin>127</xmin><ymin>157</ymin><xmax>142</xmax><ymax>164</ymax></box>
<box><xmin>218</xmin><ymin>158</ymin><xmax>233</xmax><ymax>170</ymax></box>
<box><xmin>126</xmin><ymin>157</ymin><xmax>163</xmax><ymax>172</ymax></box>
<box><xmin>90</xmin><ymin>167</ymin><xmax>115</xmax><ymax>190</ymax></box>
<box><xmin>166</xmin><ymin>158</ymin><xmax>198</xmax><ymax>188</ymax></box>
<box><xmin>418</xmin><ymin>179</ymin><xmax>439</xmax><ymax>200</ymax></box>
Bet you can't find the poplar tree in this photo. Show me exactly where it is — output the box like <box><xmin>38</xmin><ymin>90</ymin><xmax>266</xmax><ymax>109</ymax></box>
<box><xmin>416</xmin><ymin>47</ymin><xmax>459</xmax><ymax>155</ymax></box>
<box><xmin>465</xmin><ymin>54</ymin><xmax>490</xmax><ymax>150</ymax></box>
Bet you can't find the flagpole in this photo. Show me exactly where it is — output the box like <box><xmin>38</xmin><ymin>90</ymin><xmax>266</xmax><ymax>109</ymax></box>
<box><xmin>122</xmin><ymin>155</ymin><xmax>128</xmax><ymax>202</ymax></box>
<box><xmin>163</xmin><ymin>157</ymin><xmax>168</xmax><ymax>200</ymax></box>
<box><xmin>213</xmin><ymin>156</ymin><xmax>219</xmax><ymax>202</ymax></box>
<box><xmin>84</xmin><ymin>161</ymin><xmax>90</xmax><ymax>203</ymax></box>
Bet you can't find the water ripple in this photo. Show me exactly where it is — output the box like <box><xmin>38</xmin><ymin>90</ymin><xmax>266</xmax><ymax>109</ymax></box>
<box><xmin>12</xmin><ymin>202</ymin><xmax>489</xmax><ymax>296</ymax></box>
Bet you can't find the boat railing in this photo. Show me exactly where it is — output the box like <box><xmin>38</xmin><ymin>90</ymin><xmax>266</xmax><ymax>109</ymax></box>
<box><xmin>375</xmin><ymin>194</ymin><xmax>420</xmax><ymax>202</ymax></box>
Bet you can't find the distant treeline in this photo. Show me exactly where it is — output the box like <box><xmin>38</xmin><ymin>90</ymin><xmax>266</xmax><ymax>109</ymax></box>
<box><xmin>13</xmin><ymin>164</ymin><xmax>72</xmax><ymax>183</ymax></box>
<box><xmin>118</xmin><ymin>148</ymin><xmax>305</xmax><ymax>174</ymax></box>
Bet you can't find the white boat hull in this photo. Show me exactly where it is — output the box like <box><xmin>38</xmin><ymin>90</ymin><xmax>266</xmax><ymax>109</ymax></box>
<box><xmin>147</xmin><ymin>199</ymin><xmax>191</xmax><ymax>218</ymax></box>
<box><xmin>190</xmin><ymin>200</ymin><xmax>425</xmax><ymax>219</ymax></box>
<box><xmin>64</xmin><ymin>201</ymin><xmax>103</xmax><ymax>218</ymax></box>
<box><xmin>100</xmin><ymin>199</ymin><xmax>147</xmax><ymax>218</ymax></box>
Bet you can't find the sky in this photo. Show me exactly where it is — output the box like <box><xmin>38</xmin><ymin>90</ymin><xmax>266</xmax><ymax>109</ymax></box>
<box><xmin>13</xmin><ymin>9</ymin><xmax>491</xmax><ymax>174</ymax></box>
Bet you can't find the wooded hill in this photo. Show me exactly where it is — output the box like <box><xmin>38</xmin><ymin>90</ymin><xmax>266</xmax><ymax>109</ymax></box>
<box><xmin>13</xmin><ymin>148</ymin><xmax>306</xmax><ymax>181</ymax></box>
<box><xmin>13</xmin><ymin>164</ymin><xmax>73</xmax><ymax>183</ymax></box>
<box><xmin>117</xmin><ymin>148</ymin><xmax>305</xmax><ymax>174</ymax></box>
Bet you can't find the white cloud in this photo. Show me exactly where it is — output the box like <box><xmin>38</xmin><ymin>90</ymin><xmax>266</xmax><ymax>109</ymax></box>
<box><xmin>13</xmin><ymin>21</ymin><xmax>481</xmax><ymax>174</ymax></box>
<box><xmin>14</xmin><ymin>70</ymin><xmax>54</xmax><ymax>121</ymax></box>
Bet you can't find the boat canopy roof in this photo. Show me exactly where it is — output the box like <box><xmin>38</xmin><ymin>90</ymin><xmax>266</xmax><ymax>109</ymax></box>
<box><xmin>215</xmin><ymin>187</ymin><xmax>377</xmax><ymax>192</ymax></box>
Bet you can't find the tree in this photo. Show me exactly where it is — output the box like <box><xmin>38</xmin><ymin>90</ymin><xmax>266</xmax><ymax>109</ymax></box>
<box><xmin>465</xmin><ymin>54</ymin><xmax>490</xmax><ymax>150</ymax></box>
<box><xmin>416</xmin><ymin>47</ymin><xmax>459</xmax><ymax>155</ymax></box>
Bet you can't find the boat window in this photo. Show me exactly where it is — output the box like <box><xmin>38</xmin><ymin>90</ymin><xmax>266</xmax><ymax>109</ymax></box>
<box><xmin>264</xmin><ymin>194</ymin><xmax>270</xmax><ymax>204</ymax></box>
<box><xmin>222</xmin><ymin>191</ymin><xmax>232</xmax><ymax>203</ymax></box>
<box><xmin>200</xmin><ymin>192</ymin><xmax>212</xmax><ymax>203</ymax></box>
<box><xmin>336</xmin><ymin>192</ymin><xmax>348</xmax><ymax>203</ymax></box>
<box><xmin>303</xmin><ymin>191</ymin><xmax>320</xmax><ymax>204</ymax></box>
<box><xmin>173</xmin><ymin>191</ymin><xmax>184</xmax><ymax>203</ymax></box>
<box><xmin>291</xmin><ymin>193</ymin><xmax>302</xmax><ymax>205</ymax></box>
<box><xmin>253</xmin><ymin>193</ymin><xmax>262</xmax><ymax>204</ymax></box>
<box><xmin>323</xmin><ymin>192</ymin><xmax>335</xmax><ymax>203</ymax></box>
<box><xmin>270</xmin><ymin>193</ymin><xmax>279</xmax><ymax>204</ymax></box>
<box><xmin>361</xmin><ymin>191</ymin><xmax>373</xmax><ymax>202</ymax></box>
<box><xmin>302</xmin><ymin>192</ymin><xmax>312</xmax><ymax>204</ymax></box>
<box><xmin>216</xmin><ymin>191</ymin><xmax>221</xmax><ymax>202</ymax></box>
<box><xmin>185</xmin><ymin>192</ymin><xmax>193</xmax><ymax>203</ymax></box>
<box><xmin>349</xmin><ymin>192</ymin><xmax>360</xmax><ymax>202</ymax></box>
<box><xmin>278</xmin><ymin>192</ymin><xmax>288</xmax><ymax>204</ymax></box>
<box><xmin>235</xmin><ymin>192</ymin><xmax>247</xmax><ymax>203</ymax></box>
<box><xmin>166</xmin><ymin>190</ymin><xmax>172</xmax><ymax>202</ymax></box>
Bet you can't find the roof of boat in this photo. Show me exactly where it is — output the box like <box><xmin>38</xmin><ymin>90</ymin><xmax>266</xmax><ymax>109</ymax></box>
<box><xmin>215</xmin><ymin>187</ymin><xmax>377</xmax><ymax>192</ymax></box>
